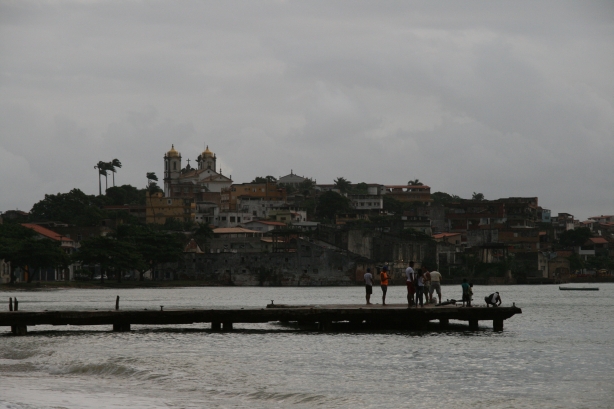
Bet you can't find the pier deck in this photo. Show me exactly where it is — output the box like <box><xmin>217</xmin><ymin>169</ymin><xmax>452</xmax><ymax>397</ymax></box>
<box><xmin>1</xmin><ymin>302</ymin><xmax>521</xmax><ymax>335</ymax></box>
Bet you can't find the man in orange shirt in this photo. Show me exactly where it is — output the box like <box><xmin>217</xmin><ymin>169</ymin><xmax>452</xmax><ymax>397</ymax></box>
<box><xmin>380</xmin><ymin>265</ymin><xmax>390</xmax><ymax>305</ymax></box>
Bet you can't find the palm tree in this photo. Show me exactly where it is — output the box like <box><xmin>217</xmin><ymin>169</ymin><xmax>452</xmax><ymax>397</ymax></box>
<box><xmin>109</xmin><ymin>159</ymin><xmax>122</xmax><ymax>187</ymax></box>
<box><xmin>94</xmin><ymin>161</ymin><xmax>108</xmax><ymax>195</ymax></box>
<box><xmin>146</xmin><ymin>172</ymin><xmax>160</xmax><ymax>224</ymax></box>
<box><xmin>334</xmin><ymin>177</ymin><xmax>352</xmax><ymax>194</ymax></box>
<box><xmin>102</xmin><ymin>162</ymin><xmax>113</xmax><ymax>191</ymax></box>
<box><xmin>408</xmin><ymin>179</ymin><xmax>423</xmax><ymax>186</ymax></box>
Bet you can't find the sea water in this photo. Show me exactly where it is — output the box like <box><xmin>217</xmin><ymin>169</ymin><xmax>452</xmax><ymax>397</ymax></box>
<box><xmin>1</xmin><ymin>284</ymin><xmax>613</xmax><ymax>408</ymax></box>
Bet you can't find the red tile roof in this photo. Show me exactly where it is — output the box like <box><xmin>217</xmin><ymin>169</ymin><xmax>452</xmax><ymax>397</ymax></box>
<box><xmin>432</xmin><ymin>233</ymin><xmax>461</xmax><ymax>239</ymax></box>
<box><xmin>246</xmin><ymin>221</ymin><xmax>286</xmax><ymax>226</ymax></box>
<box><xmin>213</xmin><ymin>227</ymin><xmax>260</xmax><ymax>234</ymax></box>
<box><xmin>21</xmin><ymin>224</ymin><xmax>72</xmax><ymax>242</ymax></box>
<box><xmin>588</xmin><ymin>237</ymin><xmax>608</xmax><ymax>244</ymax></box>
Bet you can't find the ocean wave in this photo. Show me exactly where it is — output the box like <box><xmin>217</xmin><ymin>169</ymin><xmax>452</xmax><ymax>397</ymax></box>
<box><xmin>47</xmin><ymin>361</ymin><xmax>170</xmax><ymax>382</ymax></box>
<box><xmin>0</xmin><ymin>399</ymin><xmax>51</xmax><ymax>409</ymax></box>
<box><xmin>0</xmin><ymin>349</ymin><xmax>40</xmax><ymax>361</ymax></box>
<box><xmin>49</xmin><ymin>362</ymin><xmax>139</xmax><ymax>378</ymax></box>
<box><xmin>0</xmin><ymin>362</ymin><xmax>37</xmax><ymax>374</ymax></box>
<box><xmin>205</xmin><ymin>389</ymin><xmax>359</xmax><ymax>406</ymax></box>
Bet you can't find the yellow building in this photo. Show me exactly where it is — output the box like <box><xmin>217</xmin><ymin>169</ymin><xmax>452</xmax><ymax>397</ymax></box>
<box><xmin>146</xmin><ymin>192</ymin><xmax>195</xmax><ymax>224</ymax></box>
<box><xmin>221</xmin><ymin>183</ymin><xmax>286</xmax><ymax>212</ymax></box>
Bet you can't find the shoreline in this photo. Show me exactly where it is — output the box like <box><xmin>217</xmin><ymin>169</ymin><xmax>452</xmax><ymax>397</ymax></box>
<box><xmin>1</xmin><ymin>279</ymin><xmax>612</xmax><ymax>291</ymax></box>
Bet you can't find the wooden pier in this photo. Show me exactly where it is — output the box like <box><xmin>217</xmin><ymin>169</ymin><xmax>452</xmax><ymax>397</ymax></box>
<box><xmin>1</xmin><ymin>301</ymin><xmax>521</xmax><ymax>335</ymax></box>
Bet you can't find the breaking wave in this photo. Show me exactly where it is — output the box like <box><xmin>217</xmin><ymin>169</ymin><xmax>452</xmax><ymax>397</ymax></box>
<box><xmin>47</xmin><ymin>360</ymin><xmax>169</xmax><ymax>382</ymax></box>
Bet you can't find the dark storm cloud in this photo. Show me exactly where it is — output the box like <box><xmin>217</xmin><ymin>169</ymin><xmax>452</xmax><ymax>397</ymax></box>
<box><xmin>0</xmin><ymin>0</ymin><xmax>613</xmax><ymax>219</ymax></box>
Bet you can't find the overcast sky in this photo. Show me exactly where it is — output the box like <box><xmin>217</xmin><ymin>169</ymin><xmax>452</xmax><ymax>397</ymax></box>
<box><xmin>1</xmin><ymin>1</ymin><xmax>613</xmax><ymax>220</ymax></box>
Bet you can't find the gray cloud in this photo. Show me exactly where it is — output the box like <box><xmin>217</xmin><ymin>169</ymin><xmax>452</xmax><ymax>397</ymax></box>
<box><xmin>1</xmin><ymin>1</ymin><xmax>613</xmax><ymax>220</ymax></box>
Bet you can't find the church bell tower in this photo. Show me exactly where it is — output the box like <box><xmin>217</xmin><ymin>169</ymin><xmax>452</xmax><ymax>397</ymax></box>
<box><xmin>163</xmin><ymin>145</ymin><xmax>182</xmax><ymax>196</ymax></box>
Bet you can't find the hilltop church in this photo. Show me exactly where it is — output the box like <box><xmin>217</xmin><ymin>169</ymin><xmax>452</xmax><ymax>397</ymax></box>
<box><xmin>163</xmin><ymin>145</ymin><xmax>233</xmax><ymax>198</ymax></box>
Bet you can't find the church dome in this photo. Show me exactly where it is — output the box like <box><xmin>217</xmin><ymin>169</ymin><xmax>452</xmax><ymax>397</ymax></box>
<box><xmin>202</xmin><ymin>145</ymin><xmax>213</xmax><ymax>157</ymax></box>
<box><xmin>167</xmin><ymin>145</ymin><xmax>180</xmax><ymax>158</ymax></box>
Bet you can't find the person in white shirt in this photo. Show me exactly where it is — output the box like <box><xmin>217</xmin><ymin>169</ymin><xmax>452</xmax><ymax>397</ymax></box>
<box><xmin>428</xmin><ymin>269</ymin><xmax>443</xmax><ymax>304</ymax></box>
<box><xmin>405</xmin><ymin>261</ymin><xmax>416</xmax><ymax>306</ymax></box>
<box><xmin>364</xmin><ymin>268</ymin><xmax>374</xmax><ymax>305</ymax></box>
<box><xmin>485</xmin><ymin>292</ymin><xmax>501</xmax><ymax>307</ymax></box>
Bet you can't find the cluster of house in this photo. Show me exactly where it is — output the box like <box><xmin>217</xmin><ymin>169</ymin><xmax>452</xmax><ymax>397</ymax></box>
<box><xmin>1</xmin><ymin>144</ymin><xmax>612</xmax><ymax>284</ymax></box>
<box><xmin>412</xmin><ymin>199</ymin><xmax>614</xmax><ymax>281</ymax></box>
<box><xmin>143</xmin><ymin>145</ymin><xmax>432</xmax><ymax>228</ymax></box>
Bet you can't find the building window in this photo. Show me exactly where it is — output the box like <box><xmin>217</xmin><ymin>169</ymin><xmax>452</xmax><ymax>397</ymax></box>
<box><xmin>173</xmin><ymin>162</ymin><xmax>177</xmax><ymax>170</ymax></box>
<box><xmin>230</xmin><ymin>217</ymin><xmax>235</xmax><ymax>222</ymax></box>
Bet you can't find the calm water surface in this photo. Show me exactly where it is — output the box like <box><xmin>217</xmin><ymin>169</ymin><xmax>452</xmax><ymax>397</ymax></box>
<box><xmin>1</xmin><ymin>284</ymin><xmax>613</xmax><ymax>408</ymax></box>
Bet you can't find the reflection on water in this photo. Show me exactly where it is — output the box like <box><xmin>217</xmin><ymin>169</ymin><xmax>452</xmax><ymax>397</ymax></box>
<box><xmin>1</xmin><ymin>284</ymin><xmax>613</xmax><ymax>408</ymax></box>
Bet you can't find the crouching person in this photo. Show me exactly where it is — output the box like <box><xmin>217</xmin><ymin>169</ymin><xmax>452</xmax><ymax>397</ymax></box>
<box><xmin>485</xmin><ymin>292</ymin><xmax>502</xmax><ymax>307</ymax></box>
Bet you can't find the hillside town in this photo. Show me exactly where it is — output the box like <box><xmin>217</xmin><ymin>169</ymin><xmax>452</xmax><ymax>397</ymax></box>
<box><xmin>1</xmin><ymin>144</ymin><xmax>613</xmax><ymax>286</ymax></box>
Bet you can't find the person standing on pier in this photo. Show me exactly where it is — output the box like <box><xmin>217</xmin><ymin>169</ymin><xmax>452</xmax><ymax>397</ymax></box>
<box><xmin>364</xmin><ymin>268</ymin><xmax>374</xmax><ymax>305</ymax></box>
<box><xmin>429</xmin><ymin>268</ymin><xmax>442</xmax><ymax>304</ymax></box>
<box><xmin>380</xmin><ymin>265</ymin><xmax>390</xmax><ymax>305</ymax></box>
<box><xmin>423</xmin><ymin>268</ymin><xmax>432</xmax><ymax>304</ymax></box>
<box><xmin>461</xmin><ymin>279</ymin><xmax>470</xmax><ymax>307</ymax></box>
<box><xmin>415</xmin><ymin>269</ymin><xmax>425</xmax><ymax>307</ymax></box>
<box><xmin>405</xmin><ymin>261</ymin><xmax>416</xmax><ymax>306</ymax></box>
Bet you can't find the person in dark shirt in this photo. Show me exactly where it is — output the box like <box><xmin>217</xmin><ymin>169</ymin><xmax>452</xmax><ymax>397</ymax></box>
<box><xmin>461</xmin><ymin>278</ymin><xmax>470</xmax><ymax>307</ymax></box>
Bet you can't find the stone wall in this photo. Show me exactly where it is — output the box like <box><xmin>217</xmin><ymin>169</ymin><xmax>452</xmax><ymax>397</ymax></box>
<box><xmin>175</xmin><ymin>238</ymin><xmax>365</xmax><ymax>286</ymax></box>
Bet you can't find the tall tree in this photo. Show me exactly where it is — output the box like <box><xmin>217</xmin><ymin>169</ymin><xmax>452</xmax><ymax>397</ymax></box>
<box><xmin>105</xmin><ymin>184</ymin><xmax>147</xmax><ymax>206</ymax></box>
<box><xmin>297</xmin><ymin>178</ymin><xmax>316</xmax><ymax>196</ymax></box>
<box><xmin>74</xmin><ymin>235</ymin><xmax>144</xmax><ymax>284</ymax></box>
<box><xmin>102</xmin><ymin>162</ymin><xmax>114</xmax><ymax>191</ymax></box>
<box><xmin>0</xmin><ymin>223</ymin><xmax>36</xmax><ymax>284</ymax></box>
<box><xmin>109</xmin><ymin>159</ymin><xmax>122</xmax><ymax>187</ymax></box>
<box><xmin>315</xmin><ymin>191</ymin><xmax>352</xmax><ymax>221</ymax></box>
<box><xmin>408</xmin><ymin>179</ymin><xmax>424</xmax><ymax>186</ymax></box>
<box><xmin>115</xmin><ymin>224</ymin><xmax>183</xmax><ymax>281</ymax></box>
<box><xmin>559</xmin><ymin>227</ymin><xmax>593</xmax><ymax>248</ymax></box>
<box><xmin>333</xmin><ymin>177</ymin><xmax>352</xmax><ymax>193</ymax></box>
<box><xmin>12</xmin><ymin>238</ymin><xmax>69</xmax><ymax>283</ymax></box>
<box><xmin>472</xmin><ymin>192</ymin><xmax>485</xmax><ymax>201</ymax></box>
<box><xmin>192</xmin><ymin>223</ymin><xmax>214</xmax><ymax>251</ymax></box>
<box><xmin>30</xmin><ymin>189</ymin><xmax>106</xmax><ymax>226</ymax></box>
<box><xmin>94</xmin><ymin>161</ymin><xmax>107</xmax><ymax>195</ymax></box>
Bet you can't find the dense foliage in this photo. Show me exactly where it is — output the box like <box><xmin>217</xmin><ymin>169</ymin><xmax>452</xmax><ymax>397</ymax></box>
<box><xmin>315</xmin><ymin>191</ymin><xmax>352</xmax><ymax>221</ymax></box>
<box><xmin>0</xmin><ymin>223</ymin><xmax>68</xmax><ymax>283</ymax></box>
<box><xmin>558</xmin><ymin>227</ymin><xmax>592</xmax><ymax>248</ymax></box>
